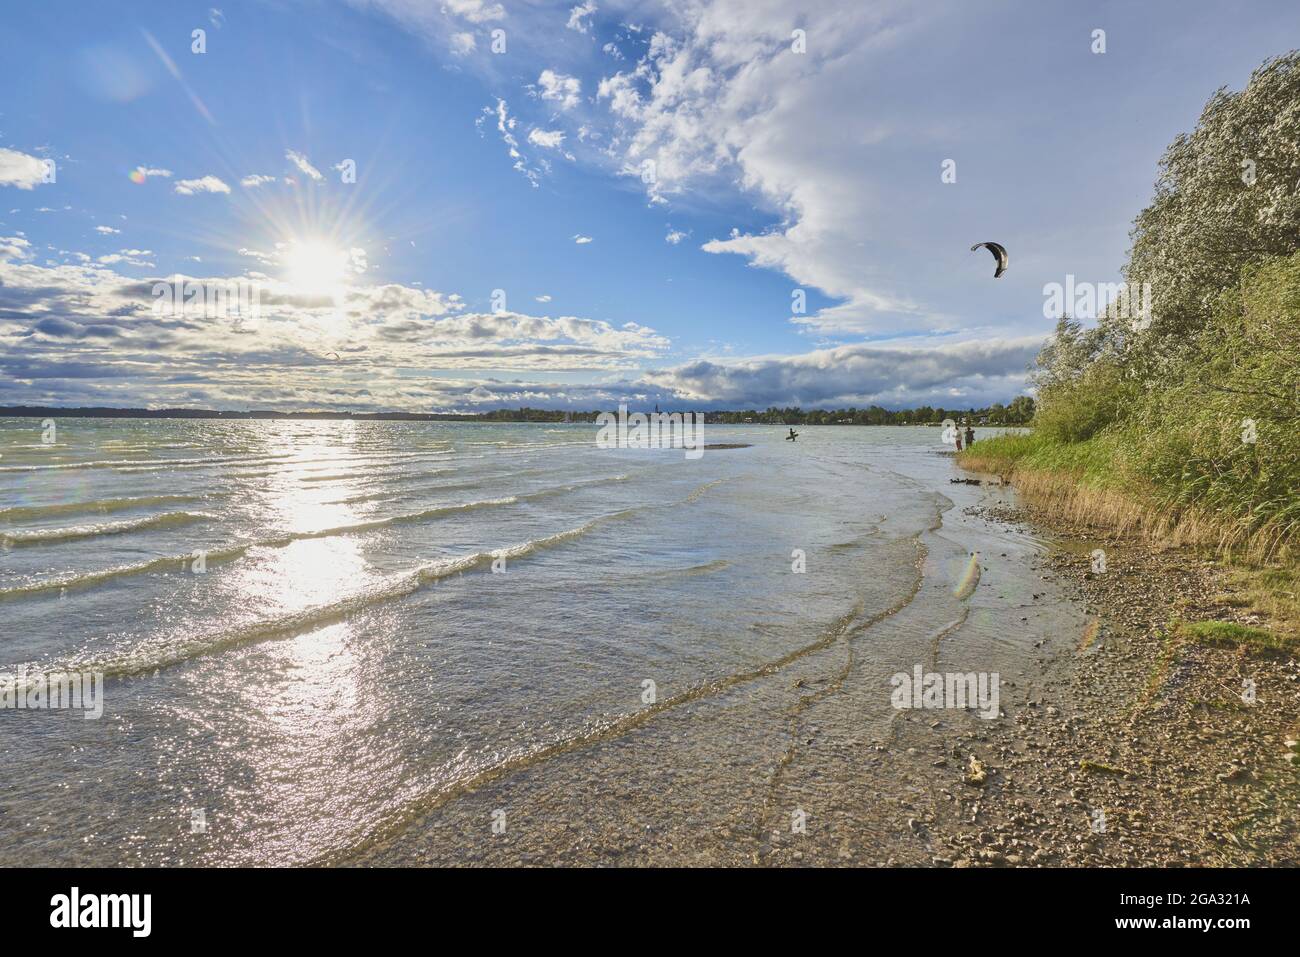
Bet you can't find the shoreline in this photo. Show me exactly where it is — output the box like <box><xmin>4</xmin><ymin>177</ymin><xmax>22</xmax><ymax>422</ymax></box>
<box><xmin>346</xmin><ymin>455</ymin><xmax>1299</xmax><ymax>867</ymax></box>
<box><xmin>938</xmin><ymin>477</ymin><xmax>1300</xmax><ymax>866</ymax></box>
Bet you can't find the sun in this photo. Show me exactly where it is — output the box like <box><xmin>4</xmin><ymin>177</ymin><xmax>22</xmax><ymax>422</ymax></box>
<box><xmin>280</xmin><ymin>239</ymin><xmax>353</xmax><ymax>296</ymax></box>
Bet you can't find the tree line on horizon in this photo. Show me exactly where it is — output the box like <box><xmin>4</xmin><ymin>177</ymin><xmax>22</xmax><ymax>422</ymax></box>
<box><xmin>1</xmin><ymin>398</ymin><xmax>1036</xmax><ymax>425</ymax></box>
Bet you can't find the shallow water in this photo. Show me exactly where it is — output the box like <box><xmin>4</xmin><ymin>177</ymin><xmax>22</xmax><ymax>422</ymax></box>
<box><xmin>0</xmin><ymin>418</ymin><xmax>1081</xmax><ymax>865</ymax></box>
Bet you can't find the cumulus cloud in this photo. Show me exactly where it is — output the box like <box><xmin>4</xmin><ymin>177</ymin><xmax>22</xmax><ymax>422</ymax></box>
<box><xmin>240</xmin><ymin>173</ymin><xmax>277</xmax><ymax>187</ymax></box>
<box><xmin>0</xmin><ymin>251</ymin><xmax>673</xmax><ymax>410</ymax></box>
<box><xmin>445</xmin><ymin>0</ymin><xmax>504</xmax><ymax>24</ymax></box>
<box><xmin>0</xmin><ymin>235</ymin><xmax>32</xmax><ymax>260</ymax></box>
<box><xmin>573</xmin><ymin>234</ymin><xmax>593</xmax><ymax>244</ymax></box>
<box><xmin>528</xmin><ymin>128</ymin><xmax>566</xmax><ymax>149</ymax></box>
<box><xmin>0</xmin><ymin>148</ymin><xmax>50</xmax><ymax>190</ymax></box>
<box><xmin>97</xmin><ymin>249</ymin><xmax>155</xmax><ymax>267</ymax></box>
<box><xmin>587</xmin><ymin>1</ymin><xmax>944</xmax><ymax>333</ymax></box>
<box><xmin>566</xmin><ymin>1</ymin><xmax>597</xmax><ymax>34</ymax></box>
<box><xmin>537</xmin><ymin>69</ymin><xmax>582</xmax><ymax>110</ymax></box>
<box><xmin>94</xmin><ymin>225</ymin><xmax>121</xmax><ymax>234</ymax></box>
<box><xmin>642</xmin><ymin>338</ymin><xmax>1042</xmax><ymax>408</ymax></box>
<box><xmin>174</xmin><ymin>175</ymin><xmax>231</xmax><ymax>195</ymax></box>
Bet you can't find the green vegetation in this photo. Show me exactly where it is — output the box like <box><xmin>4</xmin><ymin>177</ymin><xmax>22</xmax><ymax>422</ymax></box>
<box><xmin>707</xmin><ymin>397</ymin><xmax>1034</xmax><ymax>426</ymax></box>
<box><xmin>1175</xmin><ymin>620</ymin><xmax>1295</xmax><ymax>655</ymax></box>
<box><xmin>961</xmin><ymin>52</ymin><xmax>1300</xmax><ymax>563</ymax></box>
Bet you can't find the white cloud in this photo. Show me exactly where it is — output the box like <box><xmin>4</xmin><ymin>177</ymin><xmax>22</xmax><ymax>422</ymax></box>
<box><xmin>0</xmin><ymin>251</ymin><xmax>671</xmax><ymax>410</ymax></box>
<box><xmin>95</xmin><ymin>226</ymin><xmax>121</xmax><ymax>235</ymax></box>
<box><xmin>450</xmin><ymin>31</ymin><xmax>476</xmax><ymax>55</ymax></box>
<box><xmin>589</xmin><ymin>1</ymin><xmax>938</xmax><ymax>333</ymax></box>
<box><xmin>665</xmin><ymin>228</ymin><xmax>689</xmax><ymax>244</ymax></box>
<box><xmin>174</xmin><ymin>175</ymin><xmax>231</xmax><ymax>195</ymax></box>
<box><xmin>0</xmin><ymin>235</ymin><xmax>32</xmax><ymax>260</ymax></box>
<box><xmin>566</xmin><ymin>1</ymin><xmax>597</xmax><ymax>34</ymax></box>
<box><xmin>537</xmin><ymin>69</ymin><xmax>582</xmax><ymax>110</ymax></box>
<box><xmin>643</xmin><ymin>337</ymin><xmax>1042</xmax><ymax>407</ymax></box>
<box><xmin>133</xmin><ymin>167</ymin><xmax>172</xmax><ymax>179</ymax></box>
<box><xmin>535</xmin><ymin>294</ymin><xmax>552</xmax><ymax>302</ymax></box>
<box><xmin>479</xmin><ymin>99</ymin><xmax>542</xmax><ymax>187</ymax></box>
<box><xmin>0</xmin><ymin>148</ymin><xmax>49</xmax><ymax>190</ymax></box>
<box><xmin>285</xmin><ymin>149</ymin><xmax>324</xmax><ymax>182</ymax></box>
<box><xmin>240</xmin><ymin>174</ymin><xmax>277</xmax><ymax>187</ymax></box>
<box><xmin>573</xmin><ymin>234</ymin><xmax>593</xmax><ymax>244</ymax></box>
<box><xmin>97</xmin><ymin>249</ymin><xmax>155</xmax><ymax>267</ymax></box>
<box><xmin>528</xmin><ymin>128</ymin><xmax>566</xmax><ymax>149</ymax></box>
<box><xmin>445</xmin><ymin>0</ymin><xmax>504</xmax><ymax>24</ymax></box>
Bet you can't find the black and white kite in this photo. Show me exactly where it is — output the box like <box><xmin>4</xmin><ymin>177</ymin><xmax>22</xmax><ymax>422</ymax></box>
<box><xmin>970</xmin><ymin>241</ymin><xmax>1009</xmax><ymax>278</ymax></box>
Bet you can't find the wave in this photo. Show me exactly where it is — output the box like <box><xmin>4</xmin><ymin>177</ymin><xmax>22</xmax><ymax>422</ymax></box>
<box><xmin>1</xmin><ymin>511</ymin><xmax>212</xmax><ymax>547</ymax></box>
<box><xmin>0</xmin><ymin>494</ymin><xmax>208</xmax><ymax>522</ymax></box>
<box><xmin>0</xmin><ymin>545</ymin><xmax>253</xmax><ymax>602</ymax></box>
<box><xmin>0</xmin><ymin>496</ymin><xmax>518</xmax><ymax>598</ymax></box>
<box><xmin>4</xmin><ymin>474</ymin><xmax>732</xmax><ymax>688</ymax></box>
<box><xmin>0</xmin><ymin>453</ymin><xmax>295</xmax><ymax>474</ymax></box>
<box><xmin>30</xmin><ymin>508</ymin><xmax>636</xmax><ymax>682</ymax></box>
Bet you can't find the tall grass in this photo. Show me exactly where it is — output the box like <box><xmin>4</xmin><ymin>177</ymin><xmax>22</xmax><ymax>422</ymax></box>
<box><xmin>960</xmin><ymin>252</ymin><xmax>1300</xmax><ymax>563</ymax></box>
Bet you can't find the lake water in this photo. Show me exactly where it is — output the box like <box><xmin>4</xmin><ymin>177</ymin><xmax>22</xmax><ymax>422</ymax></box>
<box><xmin>0</xmin><ymin>418</ymin><xmax>1081</xmax><ymax>865</ymax></box>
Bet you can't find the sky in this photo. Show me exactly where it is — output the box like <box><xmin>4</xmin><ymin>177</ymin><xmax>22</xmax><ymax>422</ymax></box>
<box><xmin>1</xmin><ymin>0</ymin><xmax>1297</xmax><ymax>412</ymax></box>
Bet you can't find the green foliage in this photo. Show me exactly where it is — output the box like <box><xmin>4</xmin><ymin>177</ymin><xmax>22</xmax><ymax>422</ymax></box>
<box><xmin>1025</xmin><ymin>51</ymin><xmax>1300</xmax><ymax>552</ymax></box>
<box><xmin>1122</xmin><ymin>252</ymin><xmax>1300</xmax><ymax>539</ymax></box>
<box><xmin>705</xmin><ymin>401</ymin><xmax>1034</xmax><ymax>425</ymax></box>
<box><xmin>1034</xmin><ymin>359</ymin><xmax>1139</xmax><ymax>444</ymax></box>
<box><xmin>1175</xmin><ymin>620</ymin><xmax>1293</xmax><ymax>654</ymax></box>
<box><xmin>956</xmin><ymin>430</ymin><xmax>1125</xmax><ymax>488</ymax></box>
<box><xmin>1123</xmin><ymin>52</ymin><xmax>1300</xmax><ymax>354</ymax></box>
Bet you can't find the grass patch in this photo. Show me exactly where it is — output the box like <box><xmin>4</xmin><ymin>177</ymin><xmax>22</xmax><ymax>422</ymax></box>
<box><xmin>1175</xmin><ymin>619</ymin><xmax>1295</xmax><ymax>655</ymax></box>
<box><xmin>958</xmin><ymin>431</ymin><xmax>1122</xmax><ymax>486</ymax></box>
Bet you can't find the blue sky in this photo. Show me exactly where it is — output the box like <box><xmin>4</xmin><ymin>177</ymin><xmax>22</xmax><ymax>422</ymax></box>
<box><xmin>1</xmin><ymin>0</ymin><xmax>1297</xmax><ymax>411</ymax></box>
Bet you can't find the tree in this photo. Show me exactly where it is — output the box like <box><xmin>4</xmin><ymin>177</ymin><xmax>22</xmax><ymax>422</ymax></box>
<box><xmin>1119</xmin><ymin>53</ymin><xmax>1300</xmax><ymax>363</ymax></box>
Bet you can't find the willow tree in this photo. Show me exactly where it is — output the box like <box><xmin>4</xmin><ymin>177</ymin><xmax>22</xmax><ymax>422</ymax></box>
<box><xmin>1118</xmin><ymin>52</ymin><xmax>1300</xmax><ymax>360</ymax></box>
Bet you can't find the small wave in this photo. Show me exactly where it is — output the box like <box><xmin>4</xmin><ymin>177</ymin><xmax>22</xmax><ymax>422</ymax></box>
<box><xmin>0</xmin><ymin>453</ymin><xmax>294</xmax><ymax>474</ymax></box>
<box><xmin>0</xmin><ymin>494</ymin><xmax>207</xmax><ymax>522</ymax></box>
<box><xmin>0</xmin><ymin>497</ymin><xmax>518</xmax><ymax>597</ymax></box>
<box><xmin>41</xmin><ymin>510</ymin><xmax>632</xmax><ymax>680</ymax></box>
<box><xmin>0</xmin><ymin>546</ymin><xmax>251</xmax><ymax>602</ymax></box>
<box><xmin>1</xmin><ymin>511</ymin><xmax>212</xmax><ymax>547</ymax></box>
<box><xmin>684</xmin><ymin>477</ymin><xmax>733</xmax><ymax>503</ymax></box>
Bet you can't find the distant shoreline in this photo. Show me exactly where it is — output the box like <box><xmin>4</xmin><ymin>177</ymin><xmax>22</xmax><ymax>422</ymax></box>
<box><xmin>0</xmin><ymin>405</ymin><xmax>1028</xmax><ymax>426</ymax></box>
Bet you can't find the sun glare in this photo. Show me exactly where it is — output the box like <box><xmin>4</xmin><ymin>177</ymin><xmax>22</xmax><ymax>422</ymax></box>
<box><xmin>281</xmin><ymin>239</ymin><xmax>353</xmax><ymax>296</ymax></box>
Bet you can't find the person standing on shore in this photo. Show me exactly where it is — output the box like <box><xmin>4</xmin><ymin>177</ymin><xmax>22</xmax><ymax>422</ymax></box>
<box><xmin>954</xmin><ymin>425</ymin><xmax>963</xmax><ymax>451</ymax></box>
<box><xmin>965</xmin><ymin>425</ymin><xmax>975</xmax><ymax>448</ymax></box>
